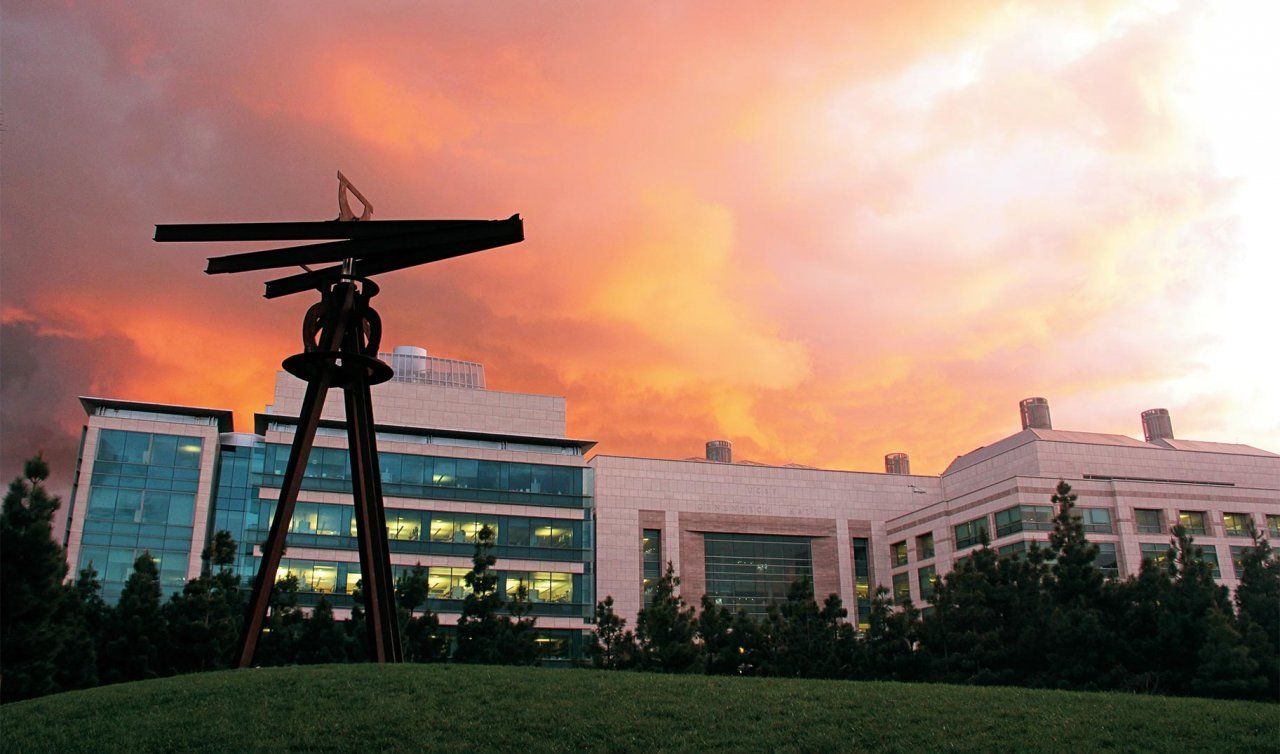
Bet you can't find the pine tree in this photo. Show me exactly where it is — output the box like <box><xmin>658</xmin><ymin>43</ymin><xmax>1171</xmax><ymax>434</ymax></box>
<box><xmin>295</xmin><ymin>597</ymin><xmax>349</xmax><ymax>664</ymax></box>
<box><xmin>697</xmin><ymin>595</ymin><xmax>738</xmax><ymax>675</ymax></box>
<box><xmin>1191</xmin><ymin>603</ymin><xmax>1266</xmax><ymax>699</ymax></box>
<box><xmin>395</xmin><ymin>564</ymin><xmax>446</xmax><ymax>663</ymax></box>
<box><xmin>501</xmin><ymin>582</ymin><xmax>540</xmax><ymax>666</ymax></box>
<box><xmin>634</xmin><ymin>563</ymin><xmax>699</xmax><ymax>673</ymax></box>
<box><xmin>1232</xmin><ymin>519</ymin><xmax>1279</xmax><ymax>698</ymax></box>
<box><xmin>51</xmin><ymin>568</ymin><xmax>101</xmax><ymax>692</ymax></box>
<box><xmin>591</xmin><ymin>596</ymin><xmax>637</xmax><ymax>669</ymax></box>
<box><xmin>163</xmin><ymin>531</ymin><xmax>244</xmax><ymax>673</ymax></box>
<box><xmin>256</xmin><ymin>575</ymin><xmax>305</xmax><ymax>666</ymax></box>
<box><xmin>100</xmin><ymin>552</ymin><xmax>168</xmax><ymax>683</ymax></box>
<box><xmin>0</xmin><ymin>455</ymin><xmax>75</xmax><ymax>701</ymax></box>
<box><xmin>1039</xmin><ymin>480</ymin><xmax>1116</xmax><ymax>690</ymax></box>
<box><xmin>453</xmin><ymin>525</ymin><xmax>507</xmax><ymax>663</ymax></box>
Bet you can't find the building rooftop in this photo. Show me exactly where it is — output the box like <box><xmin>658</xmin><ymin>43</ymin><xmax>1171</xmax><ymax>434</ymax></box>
<box><xmin>79</xmin><ymin>396</ymin><xmax>234</xmax><ymax>433</ymax></box>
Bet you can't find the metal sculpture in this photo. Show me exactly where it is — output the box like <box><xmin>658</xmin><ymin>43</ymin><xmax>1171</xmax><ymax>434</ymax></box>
<box><xmin>156</xmin><ymin>173</ymin><xmax>523</xmax><ymax>666</ymax></box>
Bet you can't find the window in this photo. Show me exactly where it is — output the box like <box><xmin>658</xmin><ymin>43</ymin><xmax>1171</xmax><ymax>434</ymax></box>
<box><xmin>1269</xmin><ymin>515</ymin><xmax>1280</xmax><ymax>539</ymax></box>
<box><xmin>1222</xmin><ymin>513</ymin><xmax>1251</xmax><ymax>537</ymax></box>
<box><xmin>1095</xmin><ymin>542</ymin><xmax>1118</xmax><ymax>578</ymax></box>
<box><xmin>994</xmin><ymin>505</ymin><xmax>1054</xmax><ymax>537</ymax></box>
<box><xmin>505</xmin><ymin>571</ymin><xmax>573</xmax><ymax>603</ymax></box>
<box><xmin>642</xmin><ymin>529</ymin><xmax>661</xmax><ymax>606</ymax></box>
<box><xmin>998</xmin><ymin>541</ymin><xmax>1027</xmax><ymax>559</ymax></box>
<box><xmin>1140</xmin><ymin>542</ymin><xmax>1171</xmax><ymax>568</ymax></box>
<box><xmin>1179</xmin><ymin>511</ymin><xmax>1207</xmax><ymax>536</ymax></box>
<box><xmin>427</xmin><ymin>567</ymin><xmax>471</xmax><ymax>600</ymax></box>
<box><xmin>891</xmin><ymin>541</ymin><xmax>908</xmax><ymax>567</ymax></box>
<box><xmin>1076</xmin><ymin>508</ymin><xmax>1113</xmax><ymax>534</ymax></box>
<box><xmin>704</xmin><ymin>534</ymin><xmax>813</xmax><ymax>617</ymax></box>
<box><xmin>1135</xmin><ymin>509</ymin><xmax>1164</xmax><ymax>534</ymax></box>
<box><xmin>430</xmin><ymin>514</ymin><xmax>498</xmax><ymax>544</ymax></box>
<box><xmin>892</xmin><ymin>572</ymin><xmax>911</xmax><ymax>605</ymax></box>
<box><xmin>916</xmin><ymin>533</ymin><xmax>935</xmax><ymax>560</ymax></box>
<box><xmin>1198</xmin><ymin>546</ymin><xmax>1221</xmax><ymax>579</ymax></box>
<box><xmin>852</xmin><ymin>537</ymin><xmax>871</xmax><ymax>630</ymax></box>
<box><xmin>954</xmin><ymin>516</ymin><xmax>990</xmax><ymax>550</ymax></box>
<box><xmin>1230</xmin><ymin>546</ymin><xmax>1250</xmax><ymax>578</ymax></box>
<box><xmin>917</xmin><ymin>565</ymin><xmax>937</xmax><ymax>602</ymax></box>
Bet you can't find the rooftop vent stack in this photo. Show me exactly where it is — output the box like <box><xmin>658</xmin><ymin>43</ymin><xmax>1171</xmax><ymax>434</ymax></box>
<box><xmin>885</xmin><ymin>452</ymin><xmax>910</xmax><ymax>475</ymax></box>
<box><xmin>1142</xmin><ymin>408</ymin><xmax>1174</xmax><ymax>443</ymax></box>
<box><xmin>391</xmin><ymin>345</ymin><xmax>429</xmax><ymax>381</ymax></box>
<box><xmin>706</xmin><ymin>440</ymin><xmax>732</xmax><ymax>463</ymax></box>
<box><xmin>1019</xmin><ymin>397</ymin><xmax>1053</xmax><ymax>430</ymax></box>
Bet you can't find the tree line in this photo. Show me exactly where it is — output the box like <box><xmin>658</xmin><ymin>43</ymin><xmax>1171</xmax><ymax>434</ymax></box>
<box><xmin>0</xmin><ymin>456</ymin><xmax>540</xmax><ymax>703</ymax></box>
<box><xmin>591</xmin><ymin>482</ymin><xmax>1279</xmax><ymax>701</ymax></box>
<box><xmin>3</xmin><ymin>456</ymin><xmax>1276</xmax><ymax>704</ymax></box>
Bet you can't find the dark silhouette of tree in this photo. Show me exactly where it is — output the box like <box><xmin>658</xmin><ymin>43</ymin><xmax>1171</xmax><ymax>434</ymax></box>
<box><xmin>100</xmin><ymin>553</ymin><xmax>167</xmax><ymax>684</ymax></box>
<box><xmin>295</xmin><ymin>597</ymin><xmax>349</xmax><ymax>664</ymax></box>
<box><xmin>0</xmin><ymin>455</ymin><xmax>78</xmax><ymax>702</ymax></box>
<box><xmin>256</xmin><ymin>575</ymin><xmax>305</xmax><ymax>666</ymax></box>
<box><xmin>592</xmin><ymin>596</ymin><xmax>637</xmax><ymax>670</ymax></box>
<box><xmin>1232</xmin><ymin>519</ymin><xmax>1279</xmax><ymax>697</ymax></box>
<box><xmin>634</xmin><ymin>563</ymin><xmax>699</xmax><ymax>673</ymax></box>
<box><xmin>395</xmin><ymin>565</ymin><xmax>447</xmax><ymax>663</ymax></box>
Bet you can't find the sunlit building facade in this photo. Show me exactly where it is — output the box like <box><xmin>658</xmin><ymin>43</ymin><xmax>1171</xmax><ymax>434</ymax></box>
<box><xmin>60</xmin><ymin>346</ymin><xmax>1280</xmax><ymax>659</ymax></box>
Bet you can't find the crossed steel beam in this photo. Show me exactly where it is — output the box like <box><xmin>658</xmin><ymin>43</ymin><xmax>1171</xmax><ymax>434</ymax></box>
<box><xmin>156</xmin><ymin>209</ymin><xmax>523</xmax><ymax>665</ymax></box>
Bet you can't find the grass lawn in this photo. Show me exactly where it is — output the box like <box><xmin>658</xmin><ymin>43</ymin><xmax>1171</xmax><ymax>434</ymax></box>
<box><xmin>2</xmin><ymin>664</ymin><xmax>1276</xmax><ymax>752</ymax></box>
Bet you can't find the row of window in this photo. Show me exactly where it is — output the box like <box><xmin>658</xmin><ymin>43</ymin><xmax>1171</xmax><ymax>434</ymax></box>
<box><xmin>703</xmin><ymin>534</ymin><xmax>814</xmax><ymax>617</ymax></box>
<box><xmin>1135</xmin><ymin>509</ymin><xmax>1279</xmax><ymax>538</ymax></box>
<box><xmin>273</xmin><ymin>558</ymin><xmax>578</xmax><ymax>604</ymax></box>
<box><xmin>260</xmin><ymin>444</ymin><xmax>584</xmax><ymax>500</ymax></box>
<box><xmin>96</xmin><ymin>430</ymin><xmax>203</xmax><ymax>469</ymax></box>
<box><xmin>261</xmin><ymin>501</ymin><xmax>581</xmax><ymax>551</ymax></box>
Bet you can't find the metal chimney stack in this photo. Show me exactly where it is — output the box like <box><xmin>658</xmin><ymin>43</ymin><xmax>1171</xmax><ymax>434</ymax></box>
<box><xmin>706</xmin><ymin>440</ymin><xmax>732</xmax><ymax>463</ymax></box>
<box><xmin>1019</xmin><ymin>397</ymin><xmax>1052</xmax><ymax>430</ymax></box>
<box><xmin>885</xmin><ymin>453</ymin><xmax>910</xmax><ymax>475</ymax></box>
<box><xmin>1141</xmin><ymin>408</ymin><xmax>1174</xmax><ymax>442</ymax></box>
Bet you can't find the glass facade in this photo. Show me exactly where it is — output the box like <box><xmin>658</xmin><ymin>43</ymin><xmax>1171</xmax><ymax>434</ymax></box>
<box><xmin>703</xmin><ymin>534</ymin><xmax>812</xmax><ymax>617</ymax></box>
<box><xmin>993</xmin><ymin>505</ymin><xmax>1053</xmax><ymax>538</ymax></box>
<box><xmin>852</xmin><ymin>537</ymin><xmax>871</xmax><ymax>630</ymax></box>
<box><xmin>954</xmin><ymin>516</ymin><xmax>990</xmax><ymax>550</ymax></box>
<box><xmin>77</xmin><ymin>429</ymin><xmax>203</xmax><ymax>602</ymax></box>
<box><xmin>1222</xmin><ymin>513</ymin><xmax>1251</xmax><ymax>537</ymax></box>
<box><xmin>916</xmin><ymin>533</ymin><xmax>935</xmax><ymax>560</ymax></box>
<box><xmin>260</xmin><ymin>444</ymin><xmax>586</xmax><ymax>508</ymax></box>
<box><xmin>642</xmin><ymin>529</ymin><xmax>661</xmax><ymax>606</ymax></box>
<box><xmin>1135</xmin><ymin>508</ymin><xmax>1163</xmax><ymax>534</ymax></box>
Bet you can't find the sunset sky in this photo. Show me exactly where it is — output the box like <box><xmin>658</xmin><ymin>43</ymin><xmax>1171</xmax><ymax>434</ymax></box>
<box><xmin>3</xmin><ymin>1</ymin><xmax>1277</xmax><ymax>497</ymax></box>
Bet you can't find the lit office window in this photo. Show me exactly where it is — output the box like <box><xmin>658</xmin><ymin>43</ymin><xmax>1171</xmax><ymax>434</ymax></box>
<box><xmin>386</xmin><ymin>511</ymin><xmax>423</xmax><ymax>541</ymax></box>
<box><xmin>642</xmin><ymin>529</ymin><xmax>662</xmax><ymax>606</ymax></box>
<box><xmin>1095</xmin><ymin>542</ymin><xmax>1118</xmax><ymax>578</ymax></box>
<box><xmin>1140</xmin><ymin>542</ymin><xmax>1171</xmax><ymax>568</ymax></box>
<box><xmin>1230</xmin><ymin>546</ymin><xmax>1250</xmax><ymax>578</ymax></box>
<box><xmin>892</xmin><ymin>572</ymin><xmax>911</xmax><ymax>605</ymax></box>
<box><xmin>1075</xmin><ymin>508</ymin><xmax>1113</xmax><ymax>534</ymax></box>
<box><xmin>1222</xmin><ymin>513</ymin><xmax>1251</xmax><ymax>537</ymax></box>
<box><xmin>891</xmin><ymin>541</ymin><xmax>908</xmax><ymax>567</ymax></box>
<box><xmin>427</xmin><ymin>567</ymin><xmax>472</xmax><ymax>600</ymax></box>
<box><xmin>704</xmin><ymin>534</ymin><xmax>813</xmax><ymax>617</ymax></box>
<box><xmin>1179</xmin><ymin>511</ymin><xmax>1208</xmax><ymax>536</ymax></box>
<box><xmin>505</xmin><ymin>571</ymin><xmax>573</xmax><ymax>604</ymax></box>
<box><xmin>916</xmin><ymin>533</ymin><xmax>935</xmax><ymax>560</ymax></box>
<box><xmin>430</xmin><ymin>515</ymin><xmax>499</xmax><ymax>544</ymax></box>
<box><xmin>1135</xmin><ymin>509</ymin><xmax>1164</xmax><ymax>534</ymax></box>
<box><xmin>1198</xmin><ymin>547</ymin><xmax>1222</xmax><ymax>579</ymax></box>
<box><xmin>852</xmin><ymin>537</ymin><xmax>871</xmax><ymax>630</ymax></box>
<box><xmin>954</xmin><ymin>516</ymin><xmax>990</xmax><ymax>549</ymax></box>
<box><xmin>917</xmin><ymin>565</ymin><xmax>937</xmax><ymax>602</ymax></box>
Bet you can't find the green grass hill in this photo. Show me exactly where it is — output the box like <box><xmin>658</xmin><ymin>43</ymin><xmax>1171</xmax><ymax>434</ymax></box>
<box><xmin>2</xmin><ymin>664</ymin><xmax>1276</xmax><ymax>752</ymax></box>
